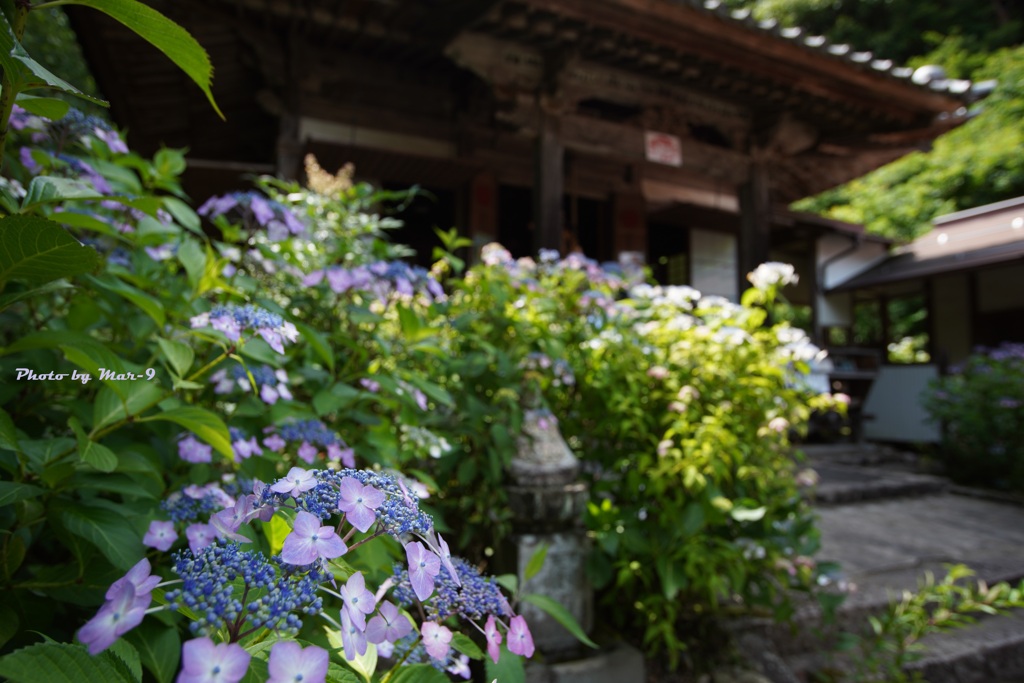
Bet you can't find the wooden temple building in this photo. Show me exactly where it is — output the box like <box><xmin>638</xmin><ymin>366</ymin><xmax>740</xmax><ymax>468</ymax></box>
<box><xmin>71</xmin><ymin>0</ymin><xmax>979</xmax><ymax>301</ymax></box>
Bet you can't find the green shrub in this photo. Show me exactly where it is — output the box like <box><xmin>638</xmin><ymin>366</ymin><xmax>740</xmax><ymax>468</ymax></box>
<box><xmin>923</xmin><ymin>343</ymin><xmax>1024</xmax><ymax>489</ymax></box>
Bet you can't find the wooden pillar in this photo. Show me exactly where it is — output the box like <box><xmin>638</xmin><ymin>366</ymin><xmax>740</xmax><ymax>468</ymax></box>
<box><xmin>533</xmin><ymin>112</ymin><xmax>564</xmax><ymax>255</ymax></box>
<box><xmin>738</xmin><ymin>161</ymin><xmax>772</xmax><ymax>294</ymax></box>
<box><xmin>276</xmin><ymin>112</ymin><xmax>302</xmax><ymax>181</ymax></box>
<box><xmin>468</xmin><ymin>171</ymin><xmax>498</xmax><ymax>264</ymax></box>
<box><xmin>612</xmin><ymin>190</ymin><xmax>647</xmax><ymax>258</ymax></box>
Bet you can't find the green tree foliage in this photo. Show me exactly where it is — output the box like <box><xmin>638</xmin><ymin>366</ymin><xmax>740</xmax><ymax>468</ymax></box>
<box><xmin>727</xmin><ymin>0</ymin><xmax>1024</xmax><ymax>240</ymax></box>
<box><xmin>21</xmin><ymin>8</ymin><xmax>104</xmax><ymax>114</ymax></box>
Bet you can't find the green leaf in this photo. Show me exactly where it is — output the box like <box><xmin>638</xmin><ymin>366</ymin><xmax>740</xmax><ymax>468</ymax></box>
<box><xmin>156</xmin><ymin>337</ymin><xmax>194</xmax><ymax>377</ymax></box>
<box><xmin>484</xmin><ymin>644</ymin><xmax>526</xmax><ymax>683</ymax></box>
<box><xmin>92</xmin><ymin>383</ymin><xmax>165</xmax><ymax>430</ymax></box>
<box><xmin>520</xmin><ymin>593</ymin><xmax>598</xmax><ymax>648</ymax></box>
<box><xmin>294</xmin><ymin>321</ymin><xmax>334</xmax><ymax>372</ymax></box>
<box><xmin>126</xmin><ymin>622</ymin><xmax>180</xmax><ymax>683</ymax></box>
<box><xmin>0</xmin><ymin>481</ymin><xmax>44</xmax><ymax>507</ymax></box>
<box><xmin>63</xmin><ymin>0</ymin><xmax>223</xmax><ymax>118</ymax></box>
<box><xmin>59</xmin><ymin>502</ymin><xmax>143</xmax><ymax>570</ymax></box>
<box><xmin>108</xmin><ymin>639</ymin><xmax>143</xmax><ymax>683</ymax></box>
<box><xmin>387</xmin><ymin>664</ymin><xmax>450</xmax><ymax>683</ymax></box>
<box><xmin>0</xmin><ymin>603</ymin><xmax>19</xmax><ymax>649</ymax></box>
<box><xmin>14</xmin><ymin>94</ymin><xmax>70</xmax><ymax>120</ymax></box>
<box><xmin>0</xmin><ymin>215</ymin><xmax>101</xmax><ymax>287</ymax></box>
<box><xmin>21</xmin><ymin>176</ymin><xmax>107</xmax><ymax>210</ymax></box>
<box><xmin>495</xmin><ymin>573</ymin><xmax>518</xmax><ymax>594</ymax></box>
<box><xmin>0</xmin><ymin>11</ymin><xmax>107</xmax><ymax>106</ymax></box>
<box><xmin>163</xmin><ymin>197</ymin><xmax>202</xmax><ymax>235</ymax></box>
<box><xmin>141</xmin><ymin>406</ymin><xmax>232</xmax><ymax>459</ymax></box>
<box><xmin>69</xmin><ymin>416</ymin><xmax>117</xmax><ymax>472</ymax></box>
<box><xmin>0</xmin><ymin>407</ymin><xmax>19</xmax><ymax>452</ymax></box>
<box><xmin>0</xmin><ymin>280</ymin><xmax>73</xmax><ymax>313</ymax></box>
<box><xmin>656</xmin><ymin>554</ymin><xmax>685</xmax><ymax>601</ymax></box>
<box><xmin>313</xmin><ymin>383</ymin><xmax>360</xmax><ymax>417</ymax></box>
<box><xmin>0</xmin><ymin>642</ymin><xmax>136</xmax><ymax>683</ymax></box>
<box><xmin>177</xmin><ymin>237</ymin><xmax>206</xmax><ymax>293</ymax></box>
<box><xmin>525</xmin><ymin>542</ymin><xmax>548</xmax><ymax>581</ymax></box>
<box><xmin>325</xmin><ymin>664</ymin><xmax>360</xmax><ymax>683</ymax></box>
<box><xmin>451</xmin><ymin>632</ymin><xmax>485</xmax><ymax>660</ymax></box>
<box><xmin>87</xmin><ymin>275</ymin><xmax>165</xmax><ymax>326</ymax></box>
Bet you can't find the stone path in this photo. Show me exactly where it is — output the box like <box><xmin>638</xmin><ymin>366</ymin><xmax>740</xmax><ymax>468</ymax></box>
<box><xmin>785</xmin><ymin>445</ymin><xmax>1024</xmax><ymax>682</ymax></box>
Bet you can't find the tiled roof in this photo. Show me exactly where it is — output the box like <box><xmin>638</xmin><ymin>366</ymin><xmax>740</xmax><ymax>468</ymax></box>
<box><xmin>689</xmin><ymin>0</ymin><xmax>985</xmax><ymax>101</ymax></box>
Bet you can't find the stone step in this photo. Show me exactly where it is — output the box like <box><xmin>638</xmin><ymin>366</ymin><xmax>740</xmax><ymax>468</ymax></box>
<box><xmin>909</xmin><ymin>610</ymin><xmax>1024</xmax><ymax>683</ymax></box>
<box><xmin>808</xmin><ymin>462</ymin><xmax>947</xmax><ymax>505</ymax></box>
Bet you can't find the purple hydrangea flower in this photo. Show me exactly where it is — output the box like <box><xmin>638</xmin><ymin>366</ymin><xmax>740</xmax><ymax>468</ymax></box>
<box><xmin>337</xmin><ymin>477</ymin><xmax>385</xmax><ymax>533</ymax></box>
<box><xmin>186</xmin><ymin>523</ymin><xmax>216</xmax><ymax>554</ymax></box>
<box><xmin>507</xmin><ymin>615</ymin><xmax>535</xmax><ymax>657</ymax></box>
<box><xmin>421</xmin><ymin>621</ymin><xmax>452</xmax><ymax>661</ymax></box>
<box><xmin>484</xmin><ymin>614</ymin><xmax>502</xmax><ymax>663</ymax></box>
<box><xmin>78</xmin><ymin>581</ymin><xmax>146</xmax><ymax>655</ymax></box>
<box><xmin>143</xmin><ymin>520</ymin><xmax>178</xmax><ymax>552</ymax></box>
<box><xmin>340</xmin><ymin>571</ymin><xmax>376</xmax><ymax>631</ymax></box>
<box><xmin>177</xmin><ymin>637</ymin><xmax>251</xmax><ymax>683</ymax></box>
<box><xmin>178</xmin><ymin>435</ymin><xmax>213</xmax><ymax>464</ymax></box>
<box><xmin>263</xmin><ymin>434</ymin><xmax>287</xmax><ymax>452</ymax></box>
<box><xmin>94</xmin><ymin>126</ymin><xmax>129</xmax><ymax>154</ymax></box>
<box><xmin>365</xmin><ymin>601</ymin><xmax>412</xmax><ymax>644</ymax></box>
<box><xmin>340</xmin><ymin>609</ymin><xmax>367</xmax><ymax>661</ymax></box>
<box><xmin>270</xmin><ymin>467</ymin><xmax>317</xmax><ymax>497</ymax></box>
<box><xmin>404</xmin><ymin>541</ymin><xmax>440</xmax><ymax>602</ymax></box>
<box><xmin>280</xmin><ymin>511</ymin><xmax>347</xmax><ymax>565</ymax></box>
<box><xmin>209</xmin><ymin>498</ymin><xmax>252</xmax><ymax>543</ymax></box>
<box><xmin>447</xmin><ymin>654</ymin><xmax>471</xmax><ymax>679</ymax></box>
<box><xmin>267</xmin><ymin>641</ymin><xmax>328</xmax><ymax>683</ymax></box>
<box><xmin>297</xmin><ymin>441</ymin><xmax>318</xmax><ymax>464</ymax></box>
<box><xmin>327</xmin><ymin>443</ymin><xmax>356</xmax><ymax>468</ymax></box>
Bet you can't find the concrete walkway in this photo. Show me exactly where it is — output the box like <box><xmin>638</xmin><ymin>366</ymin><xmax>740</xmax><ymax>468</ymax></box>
<box><xmin>792</xmin><ymin>445</ymin><xmax>1024</xmax><ymax>682</ymax></box>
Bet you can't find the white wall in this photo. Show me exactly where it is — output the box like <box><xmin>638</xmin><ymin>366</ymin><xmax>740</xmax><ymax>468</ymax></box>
<box><xmin>816</xmin><ymin>234</ymin><xmax>890</xmax><ymax>290</ymax></box>
<box><xmin>691</xmin><ymin>228</ymin><xmax>738</xmax><ymax>301</ymax></box>
<box><xmin>863</xmin><ymin>365</ymin><xmax>941</xmax><ymax>443</ymax></box>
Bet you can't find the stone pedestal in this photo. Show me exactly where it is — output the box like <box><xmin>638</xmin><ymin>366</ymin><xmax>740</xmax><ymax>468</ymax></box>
<box><xmin>507</xmin><ymin>410</ymin><xmax>592</xmax><ymax>659</ymax></box>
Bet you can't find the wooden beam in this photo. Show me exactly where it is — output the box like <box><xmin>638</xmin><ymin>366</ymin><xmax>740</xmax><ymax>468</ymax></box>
<box><xmin>533</xmin><ymin>111</ymin><xmax>565</xmax><ymax>254</ymax></box>
<box><xmin>738</xmin><ymin>161</ymin><xmax>772</xmax><ymax>295</ymax></box>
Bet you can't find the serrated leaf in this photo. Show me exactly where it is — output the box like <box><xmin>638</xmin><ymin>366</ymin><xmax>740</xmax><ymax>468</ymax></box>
<box><xmin>108</xmin><ymin>639</ymin><xmax>143</xmax><ymax>683</ymax></box>
<box><xmin>21</xmin><ymin>176</ymin><xmax>107</xmax><ymax>209</ymax></box>
<box><xmin>0</xmin><ymin>642</ymin><xmax>135</xmax><ymax>683</ymax></box>
<box><xmin>520</xmin><ymin>593</ymin><xmax>598</xmax><ymax>648</ymax></box>
<box><xmin>0</xmin><ymin>215</ymin><xmax>101</xmax><ymax>287</ymax></box>
<box><xmin>451</xmin><ymin>632</ymin><xmax>485</xmax><ymax>660</ymax></box>
<box><xmin>126</xmin><ymin>622</ymin><xmax>180</xmax><ymax>683</ymax></box>
<box><xmin>63</xmin><ymin>0</ymin><xmax>222</xmax><ymax>118</ymax></box>
<box><xmin>0</xmin><ymin>481</ymin><xmax>44</xmax><ymax>507</ymax></box>
<box><xmin>13</xmin><ymin>94</ymin><xmax>70</xmax><ymax>120</ymax></box>
<box><xmin>141</xmin><ymin>406</ymin><xmax>232</xmax><ymax>459</ymax></box>
<box><xmin>156</xmin><ymin>337</ymin><xmax>194</xmax><ymax>377</ymax></box>
<box><xmin>69</xmin><ymin>416</ymin><xmax>117</xmax><ymax>472</ymax></box>
<box><xmin>59</xmin><ymin>502</ymin><xmax>143</xmax><ymax>570</ymax></box>
<box><xmin>525</xmin><ymin>542</ymin><xmax>548</xmax><ymax>581</ymax></box>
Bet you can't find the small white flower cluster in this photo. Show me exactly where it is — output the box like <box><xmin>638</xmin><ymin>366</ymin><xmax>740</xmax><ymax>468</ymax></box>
<box><xmin>747</xmin><ymin>262</ymin><xmax>799</xmax><ymax>290</ymax></box>
<box><xmin>399</xmin><ymin>425</ymin><xmax>453</xmax><ymax>459</ymax></box>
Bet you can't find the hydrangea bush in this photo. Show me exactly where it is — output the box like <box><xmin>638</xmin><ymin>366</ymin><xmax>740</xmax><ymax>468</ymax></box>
<box><xmin>923</xmin><ymin>343</ymin><xmax>1024</xmax><ymax>489</ymax></box>
<box><xmin>0</xmin><ymin>103</ymin><xmax>536</xmax><ymax>683</ymax></box>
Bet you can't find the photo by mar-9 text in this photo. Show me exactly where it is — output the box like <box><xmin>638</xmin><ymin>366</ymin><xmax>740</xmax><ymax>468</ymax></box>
<box><xmin>13</xmin><ymin>368</ymin><xmax>158</xmax><ymax>384</ymax></box>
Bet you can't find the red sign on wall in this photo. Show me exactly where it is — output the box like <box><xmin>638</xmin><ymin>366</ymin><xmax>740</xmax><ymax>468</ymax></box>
<box><xmin>644</xmin><ymin>131</ymin><xmax>682</xmax><ymax>167</ymax></box>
